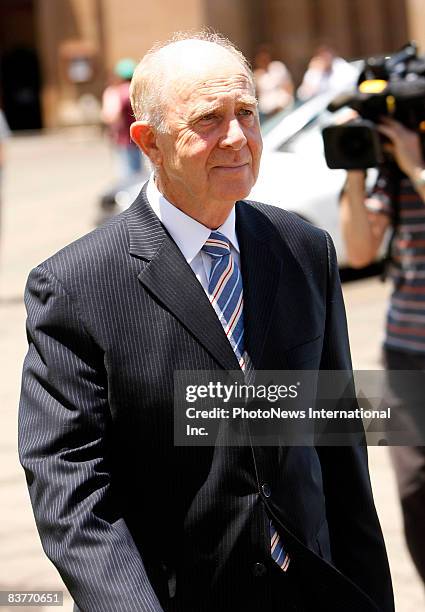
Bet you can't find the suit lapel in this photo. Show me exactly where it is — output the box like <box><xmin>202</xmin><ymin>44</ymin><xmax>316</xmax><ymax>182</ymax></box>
<box><xmin>126</xmin><ymin>187</ymin><xmax>240</xmax><ymax>371</ymax></box>
<box><xmin>237</xmin><ymin>200</ymin><xmax>316</xmax><ymax>369</ymax></box>
<box><xmin>236</xmin><ymin>202</ymin><xmax>282</xmax><ymax>368</ymax></box>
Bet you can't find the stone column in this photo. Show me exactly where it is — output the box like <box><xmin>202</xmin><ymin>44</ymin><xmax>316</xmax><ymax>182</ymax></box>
<box><xmin>404</xmin><ymin>0</ymin><xmax>425</xmax><ymax>52</ymax></box>
<box><xmin>100</xmin><ymin>0</ymin><xmax>204</xmax><ymax>70</ymax></box>
<box><xmin>309</xmin><ymin>0</ymin><xmax>354</xmax><ymax>58</ymax></box>
<box><xmin>263</xmin><ymin>0</ymin><xmax>316</xmax><ymax>83</ymax></box>
<box><xmin>35</xmin><ymin>0</ymin><xmax>102</xmax><ymax>128</ymax></box>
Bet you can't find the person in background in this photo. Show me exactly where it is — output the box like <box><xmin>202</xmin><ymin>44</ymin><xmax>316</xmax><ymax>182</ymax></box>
<box><xmin>297</xmin><ymin>44</ymin><xmax>358</xmax><ymax>101</ymax></box>
<box><xmin>101</xmin><ymin>58</ymin><xmax>142</xmax><ymax>181</ymax></box>
<box><xmin>0</xmin><ymin>107</ymin><xmax>11</xmax><ymax>251</ymax></box>
<box><xmin>253</xmin><ymin>44</ymin><xmax>294</xmax><ymax>122</ymax></box>
<box><xmin>340</xmin><ymin>116</ymin><xmax>425</xmax><ymax>586</ymax></box>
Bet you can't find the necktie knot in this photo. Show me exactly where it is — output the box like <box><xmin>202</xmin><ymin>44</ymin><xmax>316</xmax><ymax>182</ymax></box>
<box><xmin>202</xmin><ymin>231</ymin><xmax>231</xmax><ymax>259</ymax></box>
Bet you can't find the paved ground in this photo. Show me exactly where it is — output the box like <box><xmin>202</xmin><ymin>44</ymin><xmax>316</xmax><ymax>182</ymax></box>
<box><xmin>343</xmin><ymin>279</ymin><xmax>425</xmax><ymax>611</ymax></box>
<box><xmin>0</xmin><ymin>130</ymin><xmax>424</xmax><ymax>611</ymax></box>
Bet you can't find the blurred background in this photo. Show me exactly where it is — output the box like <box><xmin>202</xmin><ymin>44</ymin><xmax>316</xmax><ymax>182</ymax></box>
<box><xmin>1</xmin><ymin>1</ymin><xmax>425</xmax><ymax>610</ymax></box>
<box><xmin>0</xmin><ymin>0</ymin><xmax>420</xmax><ymax>131</ymax></box>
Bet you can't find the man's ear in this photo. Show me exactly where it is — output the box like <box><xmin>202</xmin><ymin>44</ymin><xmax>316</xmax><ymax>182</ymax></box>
<box><xmin>130</xmin><ymin>121</ymin><xmax>162</xmax><ymax>166</ymax></box>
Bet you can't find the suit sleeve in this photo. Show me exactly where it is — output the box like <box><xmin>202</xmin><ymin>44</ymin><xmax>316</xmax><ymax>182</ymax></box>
<box><xmin>316</xmin><ymin>233</ymin><xmax>395</xmax><ymax>612</ymax></box>
<box><xmin>18</xmin><ymin>265</ymin><xmax>164</xmax><ymax>612</ymax></box>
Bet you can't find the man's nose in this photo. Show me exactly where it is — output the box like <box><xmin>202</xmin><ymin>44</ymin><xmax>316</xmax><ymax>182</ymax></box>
<box><xmin>219</xmin><ymin>118</ymin><xmax>248</xmax><ymax>150</ymax></box>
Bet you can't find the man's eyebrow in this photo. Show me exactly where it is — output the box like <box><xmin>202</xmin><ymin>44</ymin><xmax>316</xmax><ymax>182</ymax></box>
<box><xmin>188</xmin><ymin>103</ymin><xmax>222</xmax><ymax>120</ymax></box>
<box><xmin>237</xmin><ymin>95</ymin><xmax>258</xmax><ymax>107</ymax></box>
<box><xmin>188</xmin><ymin>96</ymin><xmax>258</xmax><ymax>122</ymax></box>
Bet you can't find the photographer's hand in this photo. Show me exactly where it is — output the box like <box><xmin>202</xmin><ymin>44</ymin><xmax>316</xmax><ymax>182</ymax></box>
<box><xmin>377</xmin><ymin>118</ymin><xmax>425</xmax><ymax>195</ymax></box>
<box><xmin>340</xmin><ymin>171</ymin><xmax>390</xmax><ymax>268</ymax></box>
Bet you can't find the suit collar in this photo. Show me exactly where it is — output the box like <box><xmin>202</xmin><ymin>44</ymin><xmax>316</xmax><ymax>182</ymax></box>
<box><xmin>125</xmin><ymin>186</ymin><xmax>241</xmax><ymax>371</ymax></box>
<box><xmin>126</xmin><ymin>183</ymin><xmax>167</xmax><ymax>261</ymax></box>
<box><xmin>126</xmin><ymin>183</ymin><xmax>241</xmax><ymax>262</ymax></box>
<box><xmin>125</xmin><ymin>189</ymin><xmax>293</xmax><ymax>371</ymax></box>
<box><xmin>146</xmin><ymin>174</ymin><xmax>240</xmax><ymax>264</ymax></box>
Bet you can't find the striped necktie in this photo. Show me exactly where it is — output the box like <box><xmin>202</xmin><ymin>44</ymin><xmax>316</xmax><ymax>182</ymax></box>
<box><xmin>271</xmin><ymin>521</ymin><xmax>290</xmax><ymax>572</ymax></box>
<box><xmin>202</xmin><ymin>231</ymin><xmax>290</xmax><ymax>573</ymax></box>
<box><xmin>202</xmin><ymin>231</ymin><xmax>245</xmax><ymax>369</ymax></box>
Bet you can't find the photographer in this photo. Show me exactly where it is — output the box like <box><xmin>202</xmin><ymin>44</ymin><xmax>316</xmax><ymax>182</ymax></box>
<box><xmin>341</xmin><ymin>117</ymin><xmax>425</xmax><ymax>585</ymax></box>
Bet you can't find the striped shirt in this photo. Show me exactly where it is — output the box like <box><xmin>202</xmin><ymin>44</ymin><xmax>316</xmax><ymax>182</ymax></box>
<box><xmin>368</xmin><ymin>170</ymin><xmax>425</xmax><ymax>354</ymax></box>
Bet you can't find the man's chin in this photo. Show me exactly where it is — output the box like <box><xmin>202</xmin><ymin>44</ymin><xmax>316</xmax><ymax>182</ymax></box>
<box><xmin>211</xmin><ymin>179</ymin><xmax>255</xmax><ymax>203</ymax></box>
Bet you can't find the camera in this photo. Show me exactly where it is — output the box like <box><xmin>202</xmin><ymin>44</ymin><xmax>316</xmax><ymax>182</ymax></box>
<box><xmin>322</xmin><ymin>42</ymin><xmax>425</xmax><ymax>169</ymax></box>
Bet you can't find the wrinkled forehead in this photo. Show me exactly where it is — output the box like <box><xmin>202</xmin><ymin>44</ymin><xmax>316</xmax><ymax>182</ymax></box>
<box><xmin>172</xmin><ymin>72</ymin><xmax>256</xmax><ymax>108</ymax></box>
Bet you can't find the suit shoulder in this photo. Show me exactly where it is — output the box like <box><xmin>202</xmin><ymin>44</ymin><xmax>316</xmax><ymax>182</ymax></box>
<box><xmin>239</xmin><ymin>199</ymin><xmax>333</xmax><ymax>282</ymax></box>
<box><xmin>32</xmin><ymin>212</ymin><xmax>129</xmax><ymax>286</ymax></box>
<box><xmin>241</xmin><ymin>199</ymin><xmax>329</xmax><ymax>250</ymax></box>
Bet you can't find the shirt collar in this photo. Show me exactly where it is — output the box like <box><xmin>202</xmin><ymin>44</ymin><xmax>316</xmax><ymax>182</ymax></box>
<box><xmin>146</xmin><ymin>173</ymin><xmax>239</xmax><ymax>264</ymax></box>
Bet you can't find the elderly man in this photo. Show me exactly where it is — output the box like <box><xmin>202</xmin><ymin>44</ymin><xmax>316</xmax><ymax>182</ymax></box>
<box><xmin>19</xmin><ymin>33</ymin><xmax>393</xmax><ymax>612</ymax></box>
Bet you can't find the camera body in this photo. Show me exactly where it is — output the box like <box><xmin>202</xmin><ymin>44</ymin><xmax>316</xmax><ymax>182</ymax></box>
<box><xmin>323</xmin><ymin>43</ymin><xmax>425</xmax><ymax>169</ymax></box>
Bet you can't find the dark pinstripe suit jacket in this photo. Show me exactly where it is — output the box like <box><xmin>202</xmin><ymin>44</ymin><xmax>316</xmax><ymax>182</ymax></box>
<box><xmin>19</xmin><ymin>188</ymin><xmax>394</xmax><ymax>612</ymax></box>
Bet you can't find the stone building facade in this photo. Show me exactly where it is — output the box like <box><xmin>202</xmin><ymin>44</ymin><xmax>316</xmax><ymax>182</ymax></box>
<box><xmin>0</xmin><ymin>0</ymin><xmax>423</xmax><ymax>129</ymax></box>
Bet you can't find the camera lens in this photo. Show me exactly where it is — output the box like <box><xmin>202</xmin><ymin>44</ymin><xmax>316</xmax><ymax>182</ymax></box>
<box><xmin>339</xmin><ymin>129</ymin><xmax>370</xmax><ymax>159</ymax></box>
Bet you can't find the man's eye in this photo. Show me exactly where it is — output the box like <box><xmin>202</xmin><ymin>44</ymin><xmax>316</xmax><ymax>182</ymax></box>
<box><xmin>239</xmin><ymin>109</ymin><xmax>254</xmax><ymax>117</ymax></box>
<box><xmin>199</xmin><ymin>114</ymin><xmax>217</xmax><ymax>122</ymax></box>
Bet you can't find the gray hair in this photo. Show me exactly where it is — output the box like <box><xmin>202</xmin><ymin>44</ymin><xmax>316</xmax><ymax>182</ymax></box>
<box><xmin>129</xmin><ymin>30</ymin><xmax>253</xmax><ymax>133</ymax></box>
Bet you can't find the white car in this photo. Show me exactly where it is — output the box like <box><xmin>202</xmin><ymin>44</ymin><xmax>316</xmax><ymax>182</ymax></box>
<box><xmin>249</xmin><ymin>88</ymin><xmax>376</xmax><ymax>267</ymax></box>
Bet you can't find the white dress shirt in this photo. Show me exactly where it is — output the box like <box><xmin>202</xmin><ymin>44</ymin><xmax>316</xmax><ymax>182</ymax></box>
<box><xmin>146</xmin><ymin>174</ymin><xmax>241</xmax><ymax>295</ymax></box>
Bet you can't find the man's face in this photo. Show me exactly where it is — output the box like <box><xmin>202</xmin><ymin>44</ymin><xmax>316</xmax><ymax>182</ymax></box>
<box><xmin>154</xmin><ymin>59</ymin><xmax>262</xmax><ymax>215</ymax></box>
